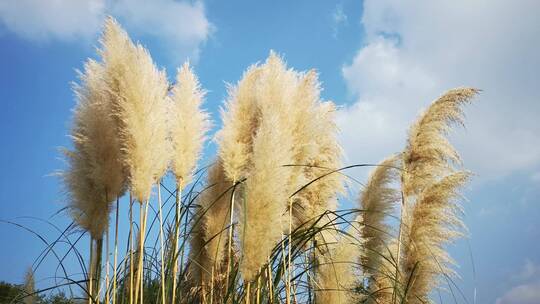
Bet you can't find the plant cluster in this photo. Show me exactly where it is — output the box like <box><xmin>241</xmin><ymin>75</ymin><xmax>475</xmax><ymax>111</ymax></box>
<box><xmin>19</xmin><ymin>17</ymin><xmax>478</xmax><ymax>304</ymax></box>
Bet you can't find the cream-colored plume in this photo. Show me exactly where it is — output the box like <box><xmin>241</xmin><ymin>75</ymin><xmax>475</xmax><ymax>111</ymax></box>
<box><xmin>72</xmin><ymin>60</ymin><xmax>126</xmax><ymax>200</ymax></box>
<box><xmin>238</xmin><ymin>52</ymin><xmax>297</xmax><ymax>281</ymax></box>
<box><xmin>217</xmin><ymin>65</ymin><xmax>262</xmax><ymax>183</ymax></box>
<box><xmin>401</xmin><ymin>172</ymin><xmax>469</xmax><ymax>303</ymax></box>
<box><xmin>290</xmin><ymin>72</ymin><xmax>344</xmax><ymax>227</ymax></box>
<box><xmin>400</xmin><ymin>88</ymin><xmax>477</xmax><ymax>302</ymax></box>
<box><xmin>100</xmin><ymin>17</ymin><xmax>170</xmax><ymax>203</ymax></box>
<box><xmin>402</xmin><ymin>88</ymin><xmax>478</xmax><ymax>197</ymax></box>
<box><xmin>169</xmin><ymin>62</ymin><xmax>210</xmax><ymax>187</ymax></box>
<box><xmin>189</xmin><ymin>159</ymin><xmax>233</xmax><ymax>285</ymax></box>
<box><xmin>314</xmin><ymin>231</ymin><xmax>359</xmax><ymax>304</ymax></box>
<box><xmin>62</xmin><ymin>149</ymin><xmax>112</xmax><ymax>239</ymax></box>
<box><xmin>63</xmin><ymin>58</ymin><xmax>125</xmax><ymax>239</ymax></box>
<box><xmin>358</xmin><ymin>156</ymin><xmax>399</xmax><ymax>279</ymax></box>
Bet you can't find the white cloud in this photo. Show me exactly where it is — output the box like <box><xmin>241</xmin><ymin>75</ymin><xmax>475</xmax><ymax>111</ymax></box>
<box><xmin>0</xmin><ymin>0</ymin><xmax>105</xmax><ymax>41</ymax></box>
<box><xmin>332</xmin><ymin>4</ymin><xmax>347</xmax><ymax>37</ymax></box>
<box><xmin>495</xmin><ymin>282</ymin><xmax>540</xmax><ymax>304</ymax></box>
<box><xmin>0</xmin><ymin>0</ymin><xmax>212</xmax><ymax>62</ymax></box>
<box><xmin>111</xmin><ymin>0</ymin><xmax>212</xmax><ymax>62</ymax></box>
<box><xmin>337</xmin><ymin>0</ymin><xmax>540</xmax><ymax>181</ymax></box>
<box><xmin>497</xmin><ymin>260</ymin><xmax>540</xmax><ymax>304</ymax></box>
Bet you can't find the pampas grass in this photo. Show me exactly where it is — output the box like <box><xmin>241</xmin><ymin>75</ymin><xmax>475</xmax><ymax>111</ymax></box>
<box><xmin>39</xmin><ymin>17</ymin><xmax>482</xmax><ymax>304</ymax></box>
<box><xmin>170</xmin><ymin>62</ymin><xmax>210</xmax><ymax>187</ymax></box>
<box><xmin>290</xmin><ymin>72</ymin><xmax>344</xmax><ymax>228</ymax></box>
<box><xmin>239</xmin><ymin>53</ymin><xmax>296</xmax><ymax>281</ymax></box>
<box><xmin>64</xmin><ymin>58</ymin><xmax>125</xmax><ymax>240</ymax></box>
<box><xmin>401</xmin><ymin>172</ymin><xmax>469</xmax><ymax>303</ymax></box>
<box><xmin>399</xmin><ymin>88</ymin><xmax>478</xmax><ymax>302</ymax></box>
<box><xmin>100</xmin><ymin>17</ymin><xmax>169</xmax><ymax>204</ymax></box>
<box><xmin>314</xmin><ymin>231</ymin><xmax>359</xmax><ymax>304</ymax></box>
<box><xmin>189</xmin><ymin>159</ymin><xmax>233</xmax><ymax>286</ymax></box>
<box><xmin>359</xmin><ymin>156</ymin><xmax>399</xmax><ymax>280</ymax></box>
<box><xmin>402</xmin><ymin>88</ymin><xmax>478</xmax><ymax>197</ymax></box>
<box><xmin>217</xmin><ymin>65</ymin><xmax>262</xmax><ymax>183</ymax></box>
<box><xmin>169</xmin><ymin>61</ymin><xmax>210</xmax><ymax>303</ymax></box>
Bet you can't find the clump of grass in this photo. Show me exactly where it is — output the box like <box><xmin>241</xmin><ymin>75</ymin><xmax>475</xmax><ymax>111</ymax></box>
<box><xmin>25</xmin><ymin>17</ymin><xmax>481</xmax><ymax>304</ymax></box>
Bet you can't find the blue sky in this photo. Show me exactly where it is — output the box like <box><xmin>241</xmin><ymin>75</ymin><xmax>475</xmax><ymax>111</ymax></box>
<box><xmin>0</xmin><ymin>1</ymin><xmax>539</xmax><ymax>303</ymax></box>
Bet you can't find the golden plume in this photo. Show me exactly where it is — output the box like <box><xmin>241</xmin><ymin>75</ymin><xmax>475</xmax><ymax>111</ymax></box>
<box><xmin>238</xmin><ymin>52</ymin><xmax>297</xmax><ymax>281</ymax></box>
<box><xmin>189</xmin><ymin>159</ymin><xmax>233</xmax><ymax>285</ymax></box>
<box><xmin>402</xmin><ymin>88</ymin><xmax>478</xmax><ymax>197</ymax></box>
<box><xmin>401</xmin><ymin>172</ymin><xmax>469</xmax><ymax>302</ymax></box>
<box><xmin>314</xmin><ymin>230</ymin><xmax>359</xmax><ymax>304</ymax></box>
<box><xmin>290</xmin><ymin>71</ymin><xmax>344</xmax><ymax>228</ymax></box>
<box><xmin>358</xmin><ymin>156</ymin><xmax>399</xmax><ymax>280</ymax></box>
<box><xmin>399</xmin><ymin>88</ymin><xmax>478</xmax><ymax>302</ymax></box>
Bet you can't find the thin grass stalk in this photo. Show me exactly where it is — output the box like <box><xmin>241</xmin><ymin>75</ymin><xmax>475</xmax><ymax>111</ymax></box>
<box><xmin>393</xmin><ymin>192</ymin><xmax>406</xmax><ymax>304</ymax></box>
<box><xmin>246</xmin><ymin>281</ymin><xmax>251</xmax><ymax>304</ymax></box>
<box><xmin>287</xmin><ymin>198</ymin><xmax>293</xmax><ymax>304</ymax></box>
<box><xmin>113</xmin><ymin>198</ymin><xmax>119</xmax><ymax>304</ymax></box>
<box><xmin>95</xmin><ymin>238</ymin><xmax>104</xmax><ymax>304</ymax></box>
<box><xmin>280</xmin><ymin>239</ymin><xmax>290</xmax><ymax>303</ymax></box>
<box><xmin>128</xmin><ymin>196</ymin><xmax>134</xmax><ymax>304</ymax></box>
<box><xmin>225</xmin><ymin>180</ymin><xmax>236</xmax><ymax>290</ymax></box>
<box><xmin>106</xmin><ymin>227</ymin><xmax>110</xmax><ymax>304</ymax></box>
<box><xmin>134</xmin><ymin>200</ymin><xmax>150</xmax><ymax>304</ymax></box>
<box><xmin>256</xmin><ymin>276</ymin><xmax>261</xmax><ymax>304</ymax></box>
<box><xmin>210</xmin><ymin>267</ymin><xmax>215</xmax><ymax>304</ymax></box>
<box><xmin>157</xmin><ymin>182</ymin><xmax>166</xmax><ymax>304</ymax></box>
<box><xmin>89</xmin><ymin>237</ymin><xmax>94</xmax><ymax>304</ymax></box>
<box><xmin>171</xmin><ymin>183</ymin><xmax>182</xmax><ymax>304</ymax></box>
<box><xmin>267</xmin><ymin>263</ymin><xmax>273</xmax><ymax>303</ymax></box>
<box><xmin>133</xmin><ymin>203</ymin><xmax>143</xmax><ymax>304</ymax></box>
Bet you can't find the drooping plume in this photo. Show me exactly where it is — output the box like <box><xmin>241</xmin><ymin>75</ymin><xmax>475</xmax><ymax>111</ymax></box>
<box><xmin>170</xmin><ymin>62</ymin><xmax>210</xmax><ymax>188</ymax></box>
<box><xmin>401</xmin><ymin>172</ymin><xmax>469</xmax><ymax>303</ymax></box>
<box><xmin>400</xmin><ymin>88</ymin><xmax>478</xmax><ymax>302</ymax></box>
<box><xmin>358</xmin><ymin>156</ymin><xmax>399</xmax><ymax>279</ymax></box>
<box><xmin>100</xmin><ymin>17</ymin><xmax>170</xmax><ymax>202</ymax></box>
<box><xmin>402</xmin><ymin>88</ymin><xmax>478</xmax><ymax>197</ymax></box>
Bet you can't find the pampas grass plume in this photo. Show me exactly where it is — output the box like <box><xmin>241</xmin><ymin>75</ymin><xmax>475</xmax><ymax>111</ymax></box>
<box><xmin>170</xmin><ymin>62</ymin><xmax>210</xmax><ymax>187</ymax></box>
<box><xmin>290</xmin><ymin>71</ymin><xmax>344</xmax><ymax>226</ymax></box>
<box><xmin>189</xmin><ymin>159</ymin><xmax>232</xmax><ymax>285</ymax></box>
<box><xmin>401</xmin><ymin>172</ymin><xmax>470</xmax><ymax>303</ymax></box>
<box><xmin>100</xmin><ymin>17</ymin><xmax>169</xmax><ymax>202</ymax></box>
<box><xmin>314</xmin><ymin>232</ymin><xmax>359</xmax><ymax>304</ymax></box>
<box><xmin>63</xmin><ymin>58</ymin><xmax>125</xmax><ymax>239</ymax></box>
<box><xmin>217</xmin><ymin>65</ymin><xmax>262</xmax><ymax>182</ymax></box>
<box><xmin>239</xmin><ymin>52</ymin><xmax>296</xmax><ymax>281</ymax></box>
<box><xmin>358</xmin><ymin>155</ymin><xmax>399</xmax><ymax>279</ymax></box>
<box><xmin>402</xmin><ymin>88</ymin><xmax>478</xmax><ymax>197</ymax></box>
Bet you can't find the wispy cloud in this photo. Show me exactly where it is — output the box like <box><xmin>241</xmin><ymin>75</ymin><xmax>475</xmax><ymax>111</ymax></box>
<box><xmin>337</xmin><ymin>0</ymin><xmax>540</xmax><ymax>181</ymax></box>
<box><xmin>0</xmin><ymin>0</ymin><xmax>105</xmax><ymax>41</ymax></box>
<box><xmin>331</xmin><ymin>4</ymin><xmax>347</xmax><ymax>38</ymax></box>
<box><xmin>0</xmin><ymin>0</ymin><xmax>212</xmax><ymax>63</ymax></box>
<box><xmin>496</xmin><ymin>260</ymin><xmax>540</xmax><ymax>304</ymax></box>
